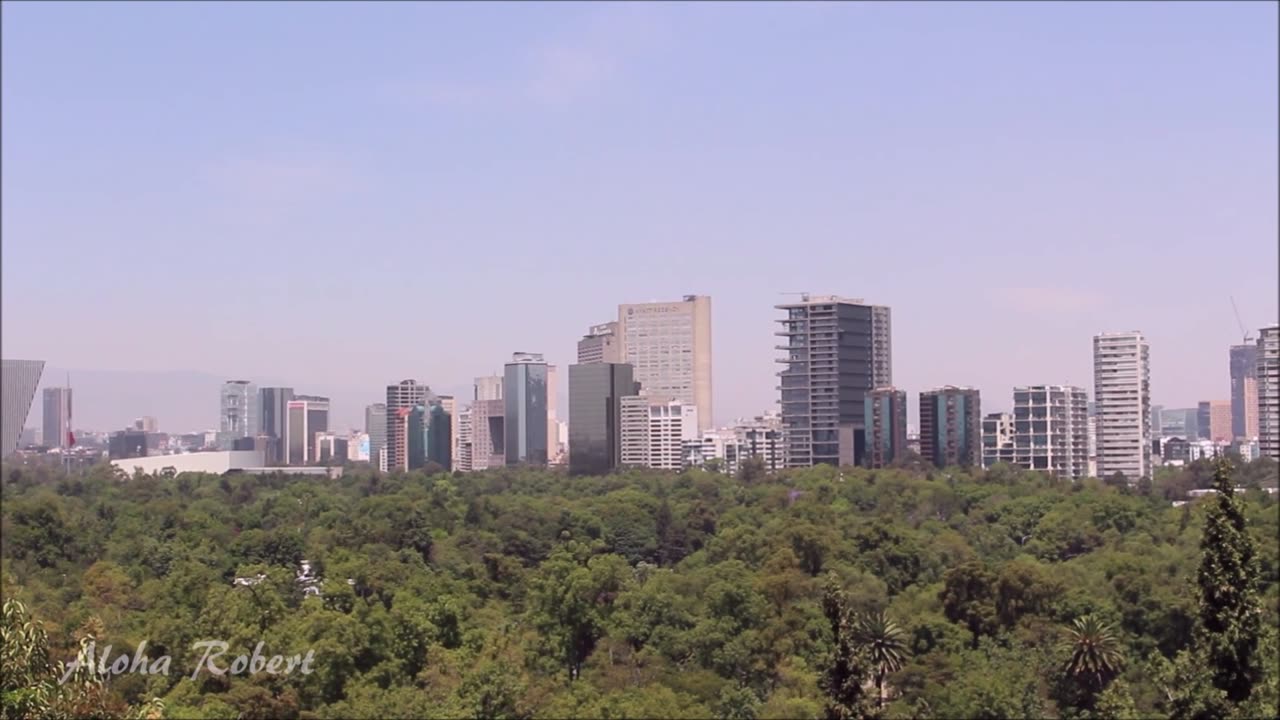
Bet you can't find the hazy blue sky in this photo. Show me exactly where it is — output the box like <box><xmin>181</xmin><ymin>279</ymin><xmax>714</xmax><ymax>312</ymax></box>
<box><xmin>3</xmin><ymin>1</ymin><xmax>1277</xmax><ymax>431</ymax></box>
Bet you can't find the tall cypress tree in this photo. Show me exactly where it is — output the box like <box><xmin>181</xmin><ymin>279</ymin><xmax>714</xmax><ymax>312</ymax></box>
<box><xmin>820</xmin><ymin>576</ymin><xmax>877</xmax><ymax>720</ymax></box>
<box><xmin>1196</xmin><ymin>457</ymin><xmax>1264</xmax><ymax>703</ymax></box>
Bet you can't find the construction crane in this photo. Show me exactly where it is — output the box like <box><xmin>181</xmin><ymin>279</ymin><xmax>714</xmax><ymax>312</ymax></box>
<box><xmin>1230</xmin><ymin>295</ymin><xmax>1253</xmax><ymax>343</ymax></box>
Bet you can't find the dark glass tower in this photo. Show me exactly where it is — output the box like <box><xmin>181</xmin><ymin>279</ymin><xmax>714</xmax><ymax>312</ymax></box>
<box><xmin>568</xmin><ymin>362</ymin><xmax>638</xmax><ymax>476</ymax></box>
<box><xmin>504</xmin><ymin>353</ymin><xmax>549</xmax><ymax>466</ymax></box>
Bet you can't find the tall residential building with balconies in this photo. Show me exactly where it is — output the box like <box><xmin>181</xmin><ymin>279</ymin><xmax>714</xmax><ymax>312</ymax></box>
<box><xmin>919</xmin><ymin>386</ymin><xmax>982</xmax><ymax>468</ymax></box>
<box><xmin>577</xmin><ymin>322</ymin><xmax>622</xmax><ymax>365</ymax></box>
<box><xmin>1230</xmin><ymin>343</ymin><xmax>1259</xmax><ymax>439</ymax></box>
<box><xmin>618</xmin><ymin>295</ymin><xmax>713</xmax><ymax>432</ymax></box>
<box><xmin>982</xmin><ymin>412</ymin><xmax>1016</xmax><ymax>467</ymax></box>
<box><xmin>864</xmin><ymin>387</ymin><xmax>907</xmax><ymax>468</ymax></box>
<box><xmin>776</xmin><ymin>295</ymin><xmax>891</xmax><ymax>467</ymax></box>
<box><xmin>218</xmin><ymin>380</ymin><xmax>256</xmax><ymax>450</ymax></box>
<box><xmin>1009</xmin><ymin>385</ymin><xmax>1089</xmax><ymax>479</ymax></box>
<box><xmin>1093</xmin><ymin>331</ymin><xmax>1151</xmax><ymax>481</ymax></box>
<box><xmin>1257</xmin><ymin>325</ymin><xmax>1280</xmax><ymax>460</ymax></box>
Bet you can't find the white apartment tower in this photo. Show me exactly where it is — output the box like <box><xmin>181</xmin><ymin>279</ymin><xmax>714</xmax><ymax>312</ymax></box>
<box><xmin>620</xmin><ymin>396</ymin><xmax>700</xmax><ymax>470</ymax></box>
<box><xmin>1010</xmin><ymin>385</ymin><xmax>1090</xmax><ymax>479</ymax></box>
<box><xmin>1257</xmin><ymin>325</ymin><xmax>1280</xmax><ymax>460</ymax></box>
<box><xmin>1093</xmin><ymin>332</ymin><xmax>1151</xmax><ymax>481</ymax></box>
<box><xmin>618</xmin><ymin>295</ymin><xmax>713</xmax><ymax>432</ymax></box>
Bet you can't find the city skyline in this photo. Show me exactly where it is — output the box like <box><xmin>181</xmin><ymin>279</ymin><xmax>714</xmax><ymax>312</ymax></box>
<box><xmin>3</xmin><ymin>2</ymin><xmax>1277</xmax><ymax>433</ymax></box>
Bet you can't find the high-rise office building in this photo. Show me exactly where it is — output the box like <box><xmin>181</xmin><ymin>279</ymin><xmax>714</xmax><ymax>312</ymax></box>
<box><xmin>475</xmin><ymin>375</ymin><xmax>502</xmax><ymax>401</ymax></box>
<box><xmin>1149</xmin><ymin>405</ymin><xmax>1164</xmax><ymax>444</ymax></box>
<box><xmin>1158</xmin><ymin>408</ymin><xmax>1199</xmax><ymax>439</ymax></box>
<box><xmin>864</xmin><ymin>387</ymin><xmax>907</xmax><ymax>468</ymax></box>
<box><xmin>1230</xmin><ymin>343</ymin><xmax>1260</xmax><ymax>440</ymax></box>
<box><xmin>387</xmin><ymin>405</ymin><xmax>427</xmax><ymax>471</ymax></box>
<box><xmin>577</xmin><ymin>322</ymin><xmax>622</xmax><ymax>365</ymax></box>
<box><xmin>1093</xmin><ymin>331</ymin><xmax>1152</xmax><ymax>481</ymax></box>
<box><xmin>438</xmin><ymin>396</ymin><xmax>458</xmax><ymax>471</ymax></box>
<box><xmin>1</xmin><ymin>359</ymin><xmax>44</xmax><ymax>458</ymax></box>
<box><xmin>919</xmin><ymin>386</ymin><xmax>982</xmax><ymax>468</ymax></box>
<box><xmin>133</xmin><ymin>416</ymin><xmax>158</xmax><ymax>433</ymax></box>
<box><xmin>365</xmin><ymin>403</ymin><xmax>386</xmax><ymax>469</ymax></box>
<box><xmin>471</xmin><ymin>398</ymin><xmax>506</xmax><ymax>470</ymax></box>
<box><xmin>620</xmin><ymin>396</ymin><xmax>700</xmax><ymax>470</ymax></box>
<box><xmin>314</xmin><ymin>433</ymin><xmax>348</xmax><ymax>464</ymax></box>
<box><xmin>1197</xmin><ymin>400</ymin><xmax>1232</xmax><ymax>443</ymax></box>
<box><xmin>285</xmin><ymin>395</ymin><xmax>330</xmax><ymax>465</ymax></box>
<box><xmin>546</xmin><ymin>365</ymin><xmax>561</xmax><ymax>464</ymax></box>
<box><xmin>776</xmin><ymin>295</ymin><xmax>891</xmax><ymax>467</ymax></box>
<box><xmin>618</xmin><ymin>295</ymin><xmax>713</xmax><ymax>432</ymax></box>
<box><xmin>386</xmin><ymin>380</ymin><xmax>434</xmax><ymax>471</ymax></box>
<box><xmin>982</xmin><ymin>412</ymin><xmax>1016</xmax><ymax>467</ymax></box>
<box><xmin>1008</xmin><ymin>385</ymin><xmax>1089</xmax><ymax>479</ymax></box>
<box><xmin>42</xmin><ymin>387</ymin><xmax>73</xmax><ymax>450</ymax></box>
<box><xmin>257</xmin><ymin>387</ymin><xmax>293</xmax><ymax>465</ymax></box>
<box><xmin>1258</xmin><ymin>325</ymin><xmax>1280</xmax><ymax>460</ymax></box>
<box><xmin>259</xmin><ymin>387</ymin><xmax>293</xmax><ymax>438</ymax></box>
<box><xmin>568</xmin><ymin>362</ymin><xmax>638</xmax><ymax>476</ymax></box>
<box><xmin>426</xmin><ymin>400</ymin><xmax>453</xmax><ymax>471</ymax></box>
<box><xmin>504</xmin><ymin>353</ymin><xmax>549</xmax><ymax>466</ymax></box>
<box><xmin>218</xmin><ymin>380</ymin><xmax>257</xmax><ymax>450</ymax></box>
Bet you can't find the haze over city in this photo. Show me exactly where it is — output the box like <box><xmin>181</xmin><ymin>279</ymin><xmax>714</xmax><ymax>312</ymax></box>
<box><xmin>2</xmin><ymin>1</ymin><xmax>1276</xmax><ymax>432</ymax></box>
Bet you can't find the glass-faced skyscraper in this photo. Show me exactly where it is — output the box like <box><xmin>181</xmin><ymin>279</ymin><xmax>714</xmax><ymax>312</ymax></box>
<box><xmin>568</xmin><ymin>362</ymin><xmax>638</xmax><ymax>475</ymax></box>
<box><xmin>504</xmin><ymin>352</ymin><xmax>549</xmax><ymax>466</ymax></box>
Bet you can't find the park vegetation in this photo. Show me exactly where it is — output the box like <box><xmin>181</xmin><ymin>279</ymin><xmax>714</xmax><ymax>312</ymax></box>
<box><xmin>1</xmin><ymin>455</ymin><xmax>1277</xmax><ymax>719</ymax></box>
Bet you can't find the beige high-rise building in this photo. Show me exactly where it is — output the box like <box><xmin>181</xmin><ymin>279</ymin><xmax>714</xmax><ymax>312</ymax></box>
<box><xmin>577</xmin><ymin>322</ymin><xmax>622</xmax><ymax>364</ymax></box>
<box><xmin>618</xmin><ymin>294</ymin><xmax>712</xmax><ymax>432</ymax></box>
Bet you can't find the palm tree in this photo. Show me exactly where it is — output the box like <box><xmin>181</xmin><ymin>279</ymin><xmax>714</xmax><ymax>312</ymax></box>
<box><xmin>1061</xmin><ymin>614</ymin><xmax>1124</xmax><ymax>691</ymax></box>
<box><xmin>852</xmin><ymin>610</ymin><xmax>908</xmax><ymax>708</ymax></box>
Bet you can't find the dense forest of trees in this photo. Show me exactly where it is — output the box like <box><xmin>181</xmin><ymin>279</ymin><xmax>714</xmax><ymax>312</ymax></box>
<box><xmin>1</xmin><ymin>456</ymin><xmax>1277</xmax><ymax>719</ymax></box>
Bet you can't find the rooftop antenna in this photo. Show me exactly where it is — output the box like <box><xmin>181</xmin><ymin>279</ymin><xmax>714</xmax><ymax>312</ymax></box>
<box><xmin>1230</xmin><ymin>295</ymin><xmax>1253</xmax><ymax>343</ymax></box>
<box><xmin>780</xmin><ymin>291</ymin><xmax>810</xmax><ymax>302</ymax></box>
